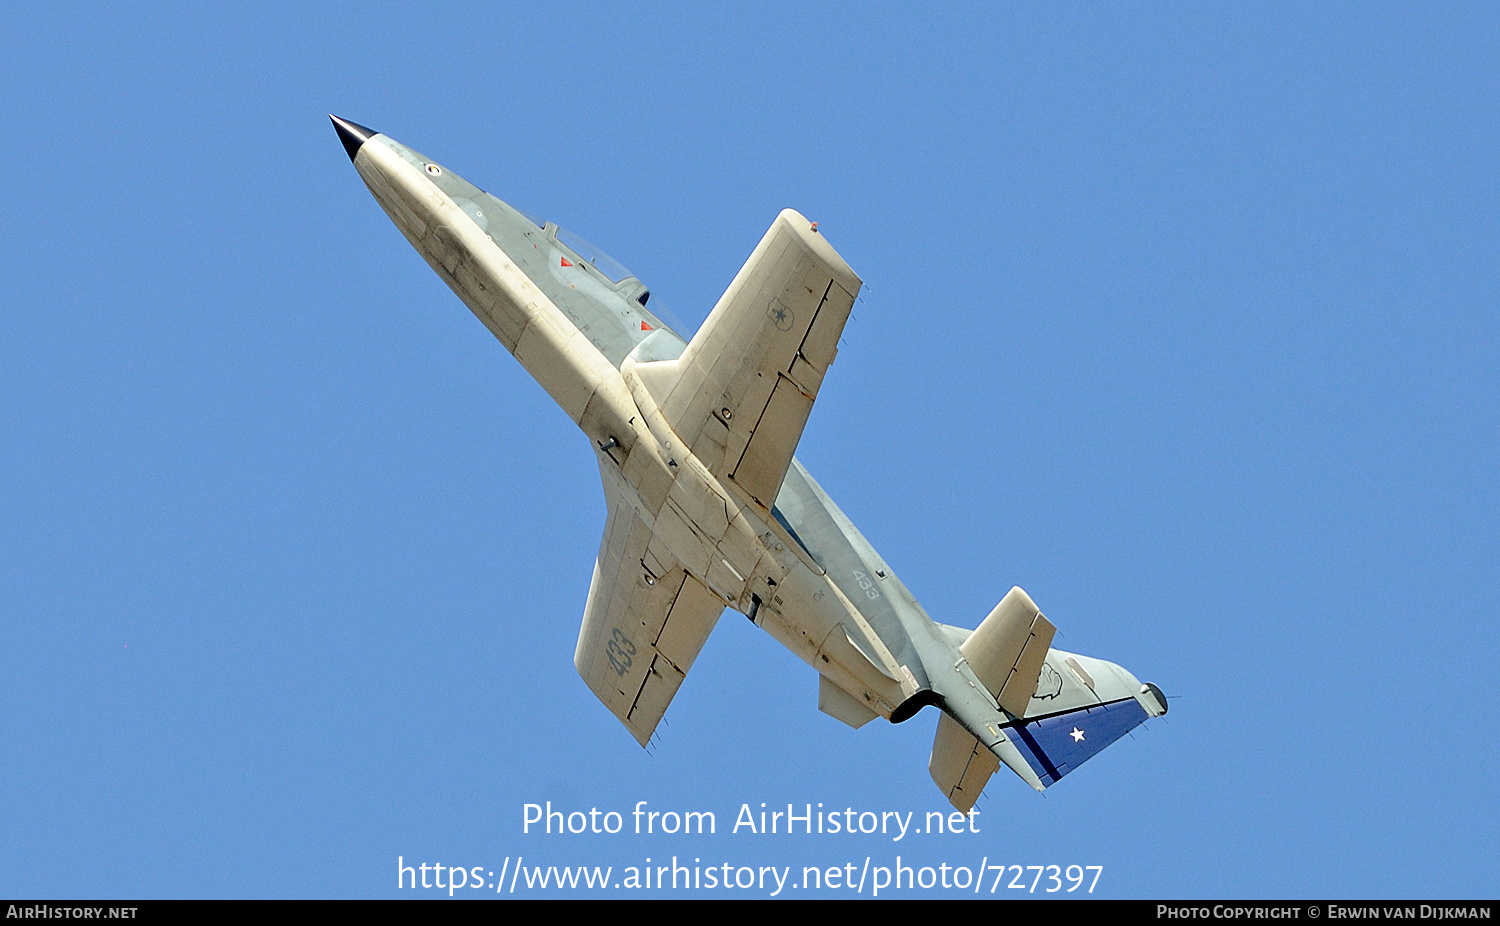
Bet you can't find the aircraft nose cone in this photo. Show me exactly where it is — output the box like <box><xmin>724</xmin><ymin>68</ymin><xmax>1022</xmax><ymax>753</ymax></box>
<box><xmin>329</xmin><ymin>115</ymin><xmax>378</xmax><ymax>161</ymax></box>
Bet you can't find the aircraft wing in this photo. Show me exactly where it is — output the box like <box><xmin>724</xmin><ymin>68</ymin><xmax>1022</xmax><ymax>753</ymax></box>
<box><xmin>634</xmin><ymin>209</ymin><xmax>861</xmax><ymax>511</ymax></box>
<box><xmin>575</xmin><ymin>464</ymin><xmax>726</xmax><ymax>745</ymax></box>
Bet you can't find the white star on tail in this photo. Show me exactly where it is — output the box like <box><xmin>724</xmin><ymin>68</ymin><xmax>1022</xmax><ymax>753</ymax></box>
<box><xmin>1069</xmin><ymin>727</ymin><xmax>1086</xmax><ymax>742</ymax></box>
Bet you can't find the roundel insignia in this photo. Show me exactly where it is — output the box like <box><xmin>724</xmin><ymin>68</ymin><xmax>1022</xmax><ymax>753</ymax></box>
<box><xmin>767</xmin><ymin>297</ymin><xmax>793</xmax><ymax>332</ymax></box>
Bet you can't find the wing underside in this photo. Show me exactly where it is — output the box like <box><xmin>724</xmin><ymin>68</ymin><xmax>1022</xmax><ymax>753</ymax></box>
<box><xmin>631</xmin><ymin>209</ymin><xmax>861</xmax><ymax>512</ymax></box>
<box><xmin>574</xmin><ymin>464</ymin><xmax>725</xmax><ymax>745</ymax></box>
<box><xmin>577</xmin><ymin>210</ymin><xmax>860</xmax><ymax>742</ymax></box>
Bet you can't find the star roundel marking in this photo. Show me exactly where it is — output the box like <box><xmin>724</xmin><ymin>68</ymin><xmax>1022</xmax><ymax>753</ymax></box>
<box><xmin>767</xmin><ymin>297</ymin><xmax>794</xmax><ymax>332</ymax></box>
<box><xmin>1069</xmin><ymin>727</ymin><xmax>1086</xmax><ymax>743</ymax></box>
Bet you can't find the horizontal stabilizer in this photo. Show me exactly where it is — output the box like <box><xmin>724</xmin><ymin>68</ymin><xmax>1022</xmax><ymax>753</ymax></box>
<box><xmin>930</xmin><ymin>713</ymin><xmax>1000</xmax><ymax>812</ymax></box>
<box><xmin>960</xmin><ymin>586</ymin><xmax>1056</xmax><ymax>716</ymax></box>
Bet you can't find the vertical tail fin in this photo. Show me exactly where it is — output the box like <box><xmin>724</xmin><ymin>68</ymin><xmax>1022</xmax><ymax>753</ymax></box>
<box><xmin>929</xmin><ymin>587</ymin><xmax>1167</xmax><ymax>806</ymax></box>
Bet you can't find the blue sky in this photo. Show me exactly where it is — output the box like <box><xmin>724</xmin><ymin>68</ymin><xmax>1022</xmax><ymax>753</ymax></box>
<box><xmin>2</xmin><ymin>3</ymin><xmax>1496</xmax><ymax>899</ymax></box>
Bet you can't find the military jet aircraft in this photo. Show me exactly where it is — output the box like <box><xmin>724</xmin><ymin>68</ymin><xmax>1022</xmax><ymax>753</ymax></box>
<box><xmin>331</xmin><ymin>115</ymin><xmax>1166</xmax><ymax>809</ymax></box>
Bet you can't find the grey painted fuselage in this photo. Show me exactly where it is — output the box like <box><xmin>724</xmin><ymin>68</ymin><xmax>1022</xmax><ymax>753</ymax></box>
<box><xmin>333</xmin><ymin>116</ymin><xmax>1165</xmax><ymax>804</ymax></box>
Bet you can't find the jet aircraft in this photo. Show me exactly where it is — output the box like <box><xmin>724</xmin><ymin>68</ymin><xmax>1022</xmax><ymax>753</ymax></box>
<box><xmin>331</xmin><ymin>115</ymin><xmax>1167</xmax><ymax>809</ymax></box>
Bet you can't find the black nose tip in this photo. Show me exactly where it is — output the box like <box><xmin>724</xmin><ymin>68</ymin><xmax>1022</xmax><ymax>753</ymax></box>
<box><xmin>329</xmin><ymin>115</ymin><xmax>378</xmax><ymax>161</ymax></box>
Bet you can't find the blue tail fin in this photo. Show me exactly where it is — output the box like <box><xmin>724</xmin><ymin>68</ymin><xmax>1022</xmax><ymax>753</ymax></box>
<box><xmin>1009</xmin><ymin>698</ymin><xmax>1149</xmax><ymax>787</ymax></box>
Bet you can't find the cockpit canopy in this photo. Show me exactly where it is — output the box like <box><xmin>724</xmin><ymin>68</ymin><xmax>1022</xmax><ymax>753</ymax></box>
<box><xmin>518</xmin><ymin>207</ymin><xmax>634</xmax><ymax>284</ymax></box>
<box><xmin>513</xmin><ymin>203</ymin><xmax>691</xmax><ymax>333</ymax></box>
<box><xmin>555</xmin><ymin>227</ymin><xmax>634</xmax><ymax>284</ymax></box>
